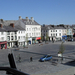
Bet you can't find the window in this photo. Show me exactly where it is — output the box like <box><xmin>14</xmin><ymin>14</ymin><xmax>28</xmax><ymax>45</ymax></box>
<box><xmin>59</xmin><ymin>33</ymin><xmax>61</xmax><ymax>36</ymax></box>
<box><xmin>56</xmin><ymin>30</ymin><xmax>57</xmax><ymax>32</ymax></box>
<box><xmin>15</xmin><ymin>36</ymin><xmax>17</xmax><ymax>40</ymax></box>
<box><xmin>56</xmin><ymin>33</ymin><xmax>57</xmax><ymax>36</ymax></box>
<box><xmin>34</xmin><ymin>33</ymin><xmax>35</xmax><ymax>36</ymax></box>
<box><xmin>53</xmin><ymin>34</ymin><xmax>55</xmax><ymax>36</ymax></box>
<box><xmin>1</xmin><ymin>32</ymin><xmax>4</xmax><ymax>35</ymax></box>
<box><xmin>59</xmin><ymin>30</ymin><xmax>61</xmax><ymax>32</ymax></box>
<box><xmin>18</xmin><ymin>36</ymin><xmax>20</xmax><ymax>39</ymax></box>
<box><xmin>53</xmin><ymin>30</ymin><xmax>55</xmax><ymax>32</ymax></box>
<box><xmin>51</xmin><ymin>34</ymin><xmax>52</xmax><ymax>36</ymax></box>
<box><xmin>51</xmin><ymin>30</ymin><xmax>52</xmax><ymax>32</ymax></box>
<box><xmin>7</xmin><ymin>36</ymin><xmax>10</xmax><ymax>41</ymax></box>
<box><xmin>7</xmin><ymin>32</ymin><xmax>10</xmax><ymax>35</ymax></box>
<box><xmin>27</xmin><ymin>28</ymin><xmax>28</xmax><ymax>31</ymax></box>
<box><xmin>19</xmin><ymin>31</ymin><xmax>20</xmax><ymax>33</ymax></box>
<box><xmin>11</xmin><ymin>36</ymin><xmax>13</xmax><ymax>40</ymax></box>
<box><xmin>29</xmin><ymin>28</ymin><xmax>31</xmax><ymax>31</ymax></box>
<box><xmin>23</xmin><ymin>36</ymin><xmax>25</xmax><ymax>38</ymax></box>
<box><xmin>21</xmin><ymin>31</ymin><xmax>22</xmax><ymax>33</ymax></box>
<box><xmin>32</xmin><ymin>33</ymin><xmax>33</xmax><ymax>36</ymax></box>
<box><xmin>29</xmin><ymin>33</ymin><xmax>31</xmax><ymax>36</ymax></box>
<box><xmin>21</xmin><ymin>36</ymin><xmax>22</xmax><ymax>38</ymax></box>
<box><xmin>1</xmin><ymin>37</ymin><xmax>4</xmax><ymax>40</ymax></box>
<box><xmin>15</xmin><ymin>32</ymin><xmax>17</xmax><ymax>34</ymax></box>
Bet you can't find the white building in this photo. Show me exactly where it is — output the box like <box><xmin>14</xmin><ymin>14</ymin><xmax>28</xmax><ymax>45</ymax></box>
<box><xmin>0</xmin><ymin>23</ymin><xmax>26</xmax><ymax>48</ymax></box>
<box><xmin>15</xmin><ymin>16</ymin><xmax>41</xmax><ymax>44</ymax></box>
<box><xmin>0</xmin><ymin>23</ymin><xmax>18</xmax><ymax>48</ymax></box>
<box><xmin>41</xmin><ymin>25</ymin><xmax>67</xmax><ymax>41</ymax></box>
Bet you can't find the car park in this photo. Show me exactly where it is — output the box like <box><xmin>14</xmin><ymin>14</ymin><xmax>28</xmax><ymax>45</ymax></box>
<box><xmin>39</xmin><ymin>55</ymin><xmax>52</xmax><ymax>62</ymax></box>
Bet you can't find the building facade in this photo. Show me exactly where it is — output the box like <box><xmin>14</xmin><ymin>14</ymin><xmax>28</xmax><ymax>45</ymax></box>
<box><xmin>15</xmin><ymin>16</ymin><xmax>41</xmax><ymax>44</ymax></box>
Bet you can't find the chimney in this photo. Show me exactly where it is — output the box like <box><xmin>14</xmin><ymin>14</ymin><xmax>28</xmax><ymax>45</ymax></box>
<box><xmin>10</xmin><ymin>23</ymin><xmax>14</xmax><ymax>28</ymax></box>
<box><xmin>31</xmin><ymin>17</ymin><xmax>34</xmax><ymax>22</ymax></box>
<box><xmin>19</xmin><ymin>16</ymin><xmax>22</xmax><ymax>20</ymax></box>
<box><xmin>26</xmin><ymin>17</ymin><xmax>29</xmax><ymax>22</ymax></box>
<box><xmin>0</xmin><ymin>24</ymin><xmax>3</xmax><ymax>28</ymax></box>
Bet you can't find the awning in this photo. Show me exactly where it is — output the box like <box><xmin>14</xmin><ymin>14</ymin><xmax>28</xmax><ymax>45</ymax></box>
<box><xmin>36</xmin><ymin>37</ymin><xmax>41</xmax><ymax>40</ymax></box>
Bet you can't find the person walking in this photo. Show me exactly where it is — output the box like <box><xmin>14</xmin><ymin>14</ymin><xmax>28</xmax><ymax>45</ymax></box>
<box><xmin>30</xmin><ymin>57</ymin><xmax>33</xmax><ymax>62</ymax></box>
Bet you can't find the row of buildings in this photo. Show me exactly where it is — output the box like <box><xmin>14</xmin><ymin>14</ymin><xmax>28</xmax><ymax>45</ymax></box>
<box><xmin>41</xmin><ymin>24</ymin><xmax>75</xmax><ymax>41</ymax></box>
<box><xmin>0</xmin><ymin>16</ymin><xmax>75</xmax><ymax>49</ymax></box>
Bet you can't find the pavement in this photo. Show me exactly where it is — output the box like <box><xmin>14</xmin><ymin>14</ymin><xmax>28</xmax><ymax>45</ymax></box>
<box><xmin>0</xmin><ymin>41</ymin><xmax>75</xmax><ymax>75</ymax></box>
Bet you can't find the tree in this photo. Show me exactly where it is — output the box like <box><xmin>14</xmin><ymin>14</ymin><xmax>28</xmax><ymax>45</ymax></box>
<box><xmin>58</xmin><ymin>42</ymin><xmax>65</xmax><ymax>54</ymax></box>
<box><xmin>46</xmin><ymin>33</ymin><xmax>49</xmax><ymax>41</ymax></box>
<box><xmin>58</xmin><ymin>42</ymin><xmax>65</xmax><ymax>63</ymax></box>
<box><xmin>41</xmin><ymin>34</ymin><xmax>43</xmax><ymax>41</ymax></box>
<box><xmin>25</xmin><ymin>33</ymin><xmax>28</xmax><ymax>46</ymax></box>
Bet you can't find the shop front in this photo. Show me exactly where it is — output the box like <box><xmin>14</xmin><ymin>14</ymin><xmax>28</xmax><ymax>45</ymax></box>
<box><xmin>36</xmin><ymin>37</ymin><xmax>41</xmax><ymax>43</ymax></box>
<box><xmin>28</xmin><ymin>38</ymin><xmax>32</xmax><ymax>45</ymax></box>
<box><xmin>0</xmin><ymin>41</ymin><xmax>7</xmax><ymax>49</ymax></box>
<box><xmin>32</xmin><ymin>37</ymin><xmax>36</xmax><ymax>44</ymax></box>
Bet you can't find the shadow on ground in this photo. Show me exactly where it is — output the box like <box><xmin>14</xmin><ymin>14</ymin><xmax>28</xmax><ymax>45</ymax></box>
<box><xmin>63</xmin><ymin>60</ymin><xmax>75</xmax><ymax>66</ymax></box>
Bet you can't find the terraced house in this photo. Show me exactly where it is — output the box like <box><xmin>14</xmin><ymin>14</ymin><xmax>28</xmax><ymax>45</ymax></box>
<box><xmin>15</xmin><ymin>16</ymin><xmax>41</xmax><ymax>45</ymax></box>
<box><xmin>41</xmin><ymin>25</ymin><xmax>67</xmax><ymax>41</ymax></box>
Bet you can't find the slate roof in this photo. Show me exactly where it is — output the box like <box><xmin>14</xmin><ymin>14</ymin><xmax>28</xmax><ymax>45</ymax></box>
<box><xmin>0</xmin><ymin>27</ymin><xmax>6</xmax><ymax>32</ymax></box>
<box><xmin>3</xmin><ymin>26</ymin><xmax>18</xmax><ymax>32</ymax></box>
<box><xmin>22</xmin><ymin>19</ymin><xmax>40</xmax><ymax>25</ymax></box>
<box><xmin>0</xmin><ymin>20</ymin><xmax>17</xmax><ymax>26</ymax></box>
<box><xmin>15</xmin><ymin>25</ymin><xmax>25</xmax><ymax>30</ymax></box>
<box><xmin>0</xmin><ymin>25</ymin><xmax>25</xmax><ymax>32</ymax></box>
<box><xmin>41</xmin><ymin>25</ymin><xmax>49</xmax><ymax>30</ymax></box>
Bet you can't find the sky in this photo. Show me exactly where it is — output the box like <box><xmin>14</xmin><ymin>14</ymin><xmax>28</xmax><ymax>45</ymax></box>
<box><xmin>0</xmin><ymin>0</ymin><xmax>75</xmax><ymax>25</ymax></box>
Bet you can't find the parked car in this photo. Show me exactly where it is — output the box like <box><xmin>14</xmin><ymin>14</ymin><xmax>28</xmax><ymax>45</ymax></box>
<box><xmin>67</xmin><ymin>38</ymin><xmax>73</xmax><ymax>41</ymax></box>
<box><xmin>39</xmin><ymin>55</ymin><xmax>52</xmax><ymax>62</ymax></box>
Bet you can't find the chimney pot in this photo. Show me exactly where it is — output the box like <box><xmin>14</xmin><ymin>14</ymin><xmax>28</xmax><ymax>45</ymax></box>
<box><xmin>19</xmin><ymin>16</ymin><xmax>22</xmax><ymax>20</ymax></box>
<box><xmin>0</xmin><ymin>24</ymin><xmax>3</xmax><ymax>28</ymax></box>
<box><xmin>26</xmin><ymin>17</ymin><xmax>29</xmax><ymax>22</ymax></box>
<box><xmin>31</xmin><ymin>17</ymin><xmax>34</xmax><ymax>22</ymax></box>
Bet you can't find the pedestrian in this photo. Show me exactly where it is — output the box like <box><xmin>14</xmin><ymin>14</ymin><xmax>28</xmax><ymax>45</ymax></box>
<box><xmin>52</xmin><ymin>37</ymin><xmax>54</xmax><ymax>43</ymax></box>
<box><xmin>18</xmin><ymin>54</ymin><xmax>21</xmax><ymax>62</ymax></box>
<box><xmin>30</xmin><ymin>57</ymin><xmax>33</xmax><ymax>62</ymax></box>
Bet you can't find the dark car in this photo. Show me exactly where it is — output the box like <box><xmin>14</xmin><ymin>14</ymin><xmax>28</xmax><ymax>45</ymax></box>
<box><xmin>67</xmin><ymin>38</ymin><xmax>73</xmax><ymax>41</ymax></box>
<box><xmin>39</xmin><ymin>55</ymin><xmax>52</xmax><ymax>62</ymax></box>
